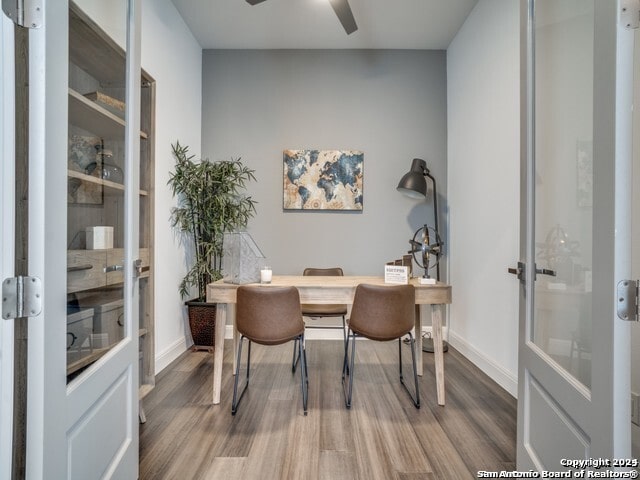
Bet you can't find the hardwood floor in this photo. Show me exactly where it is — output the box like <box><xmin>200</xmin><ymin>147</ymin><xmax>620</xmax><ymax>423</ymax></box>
<box><xmin>139</xmin><ymin>340</ymin><xmax>516</xmax><ymax>479</ymax></box>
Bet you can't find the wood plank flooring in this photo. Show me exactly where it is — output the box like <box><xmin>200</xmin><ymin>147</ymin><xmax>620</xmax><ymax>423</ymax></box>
<box><xmin>139</xmin><ymin>340</ymin><xmax>516</xmax><ymax>479</ymax></box>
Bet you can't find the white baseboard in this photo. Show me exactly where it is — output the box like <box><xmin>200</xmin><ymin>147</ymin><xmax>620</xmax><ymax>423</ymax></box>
<box><xmin>224</xmin><ymin>325</ymin><xmax>448</xmax><ymax>341</ymax></box>
<box><xmin>448</xmin><ymin>330</ymin><xmax>517</xmax><ymax>398</ymax></box>
<box><xmin>155</xmin><ymin>336</ymin><xmax>190</xmax><ymax>374</ymax></box>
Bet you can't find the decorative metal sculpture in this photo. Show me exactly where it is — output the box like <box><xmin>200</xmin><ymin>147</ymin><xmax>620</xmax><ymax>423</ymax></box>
<box><xmin>409</xmin><ymin>224</ymin><xmax>443</xmax><ymax>280</ymax></box>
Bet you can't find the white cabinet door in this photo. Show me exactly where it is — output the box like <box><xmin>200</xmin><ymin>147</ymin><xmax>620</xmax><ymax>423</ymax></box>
<box><xmin>19</xmin><ymin>1</ymin><xmax>141</xmax><ymax>478</ymax></box>
<box><xmin>517</xmin><ymin>0</ymin><xmax>634</xmax><ymax>470</ymax></box>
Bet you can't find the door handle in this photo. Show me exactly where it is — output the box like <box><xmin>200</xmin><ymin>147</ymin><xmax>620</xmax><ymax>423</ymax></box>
<box><xmin>535</xmin><ymin>268</ymin><xmax>556</xmax><ymax>277</ymax></box>
<box><xmin>134</xmin><ymin>259</ymin><xmax>143</xmax><ymax>277</ymax></box>
<box><xmin>508</xmin><ymin>262</ymin><xmax>525</xmax><ymax>281</ymax></box>
<box><xmin>104</xmin><ymin>265</ymin><xmax>124</xmax><ymax>273</ymax></box>
<box><xmin>508</xmin><ymin>266</ymin><xmax>521</xmax><ymax>275</ymax></box>
<box><xmin>508</xmin><ymin>263</ymin><xmax>556</xmax><ymax>281</ymax></box>
<box><xmin>67</xmin><ymin>264</ymin><xmax>93</xmax><ymax>272</ymax></box>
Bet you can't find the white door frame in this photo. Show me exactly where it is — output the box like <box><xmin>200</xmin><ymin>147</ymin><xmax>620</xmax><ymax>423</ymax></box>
<box><xmin>25</xmin><ymin>2</ymin><xmax>69</xmax><ymax>477</ymax></box>
<box><xmin>0</xmin><ymin>11</ymin><xmax>16</xmax><ymax>480</ymax></box>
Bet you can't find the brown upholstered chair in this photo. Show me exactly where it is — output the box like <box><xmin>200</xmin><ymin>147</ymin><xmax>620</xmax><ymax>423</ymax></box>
<box><xmin>292</xmin><ymin>267</ymin><xmax>348</xmax><ymax>371</ymax></box>
<box><xmin>232</xmin><ymin>286</ymin><xmax>308</xmax><ymax>415</ymax></box>
<box><xmin>342</xmin><ymin>284</ymin><xmax>420</xmax><ymax>409</ymax></box>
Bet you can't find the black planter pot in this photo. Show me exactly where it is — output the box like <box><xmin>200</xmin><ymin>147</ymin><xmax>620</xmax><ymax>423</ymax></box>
<box><xmin>185</xmin><ymin>299</ymin><xmax>216</xmax><ymax>352</ymax></box>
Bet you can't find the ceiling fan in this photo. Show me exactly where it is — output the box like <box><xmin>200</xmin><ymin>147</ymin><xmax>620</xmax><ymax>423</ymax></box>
<box><xmin>245</xmin><ymin>0</ymin><xmax>358</xmax><ymax>35</ymax></box>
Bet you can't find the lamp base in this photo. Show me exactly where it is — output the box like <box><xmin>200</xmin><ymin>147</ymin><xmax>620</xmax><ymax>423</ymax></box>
<box><xmin>421</xmin><ymin>338</ymin><xmax>449</xmax><ymax>353</ymax></box>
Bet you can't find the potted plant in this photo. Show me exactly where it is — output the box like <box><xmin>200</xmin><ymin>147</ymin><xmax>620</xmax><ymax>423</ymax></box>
<box><xmin>168</xmin><ymin>141</ymin><xmax>257</xmax><ymax>351</ymax></box>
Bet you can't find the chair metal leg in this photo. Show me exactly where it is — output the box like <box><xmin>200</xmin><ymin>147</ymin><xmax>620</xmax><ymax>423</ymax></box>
<box><xmin>295</xmin><ymin>315</ymin><xmax>348</xmax><ymax>375</ymax></box>
<box><xmin>231</xmin><ymin>336</ymin><xmax>252</xmax><ymax>415</ymax></box>
<box><xmin>341</xmin><ymin>328</ymin><xmax>350</xmax><ymax>382</ymax></box>
<box><xmin>298</xmin><ymin>334</ymin><xmax>308</xmax><ymax>415</ymax></box>
<box><xmin>410</xmin><ymin>332</ymin><xmax>420</xmax><ymax>408</ymax></box>
<box><xmin>399</xmin><ymin>332</ymin><xmax>420</xmax><ymax>408</ymax></box>
<box><xmin>292</xmin><ymin>337</ymin><xmax>300</xmax><ymax>373</ymax></box>
<box><xmin>341</xmin><ymin>315</ymin><xmax>350</xmax><ymax>375</ymax></box>
<box><xmin>341</xmin><ymin>329</ymin><xmax>356</xmax><ymax>408</ymax></box>
<box><xmin>398</xmin><ymin>336</ymin><xmax>404</xmax><ymax>381</ymax></box>
<box><xmin>341</xmin><ymin>331</ymin><xmax>419</xmax><ymax>410</ymax></box>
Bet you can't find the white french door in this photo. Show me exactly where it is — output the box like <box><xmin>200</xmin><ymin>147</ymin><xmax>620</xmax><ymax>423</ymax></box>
<box><xmin>517</xmin><ymin>0</ymin><xmax>634</xmax><ymax>470</ymax></box>
<box><xmin>1</xmin><ymin>1</ymin><xmax>141</xmax><ymax>478</ymax></box>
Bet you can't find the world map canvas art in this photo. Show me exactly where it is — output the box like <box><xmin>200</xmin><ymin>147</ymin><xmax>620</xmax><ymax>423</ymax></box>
<box><xmin>283</xmin><ymin>149</ymin><xmax>364</xmax><ymax>211</ymax></box>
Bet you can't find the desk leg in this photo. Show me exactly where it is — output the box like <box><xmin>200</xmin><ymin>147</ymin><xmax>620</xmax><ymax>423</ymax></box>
<box><xmin>415</xmin><ymin>305</ymin><xmax>423</xmax><ymax>377</ymax></box>
<box><xmin>213</xmin><ymin>303</ymin><xmax>227</xmax><ymax>405</ymax></box>
<box><xmin>229</xmin><ymin>304</ymin><xmax>238</xmax><ymax>374</ymax></box>
<box><xmin>432</xmin><ymin>305</ymin><xmax>445</xmax><ymax>406</ymax></box>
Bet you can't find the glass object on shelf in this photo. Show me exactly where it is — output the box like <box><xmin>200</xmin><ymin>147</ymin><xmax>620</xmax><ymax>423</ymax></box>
<box><xmin>84</xmin><ymin>144</ymin><xmax>124</xmax><ymax>184</ymax></box>
<box><xmin>100</xmin><ymin>163</ymin><xmax>124</xmax><ymax>183</ymax></box>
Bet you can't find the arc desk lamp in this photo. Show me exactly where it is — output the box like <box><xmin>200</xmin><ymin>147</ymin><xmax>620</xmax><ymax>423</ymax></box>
<box><xmin>397</xmin><ymin>158</ymin><xmax>448</xmax><ymax>352</ymax></box>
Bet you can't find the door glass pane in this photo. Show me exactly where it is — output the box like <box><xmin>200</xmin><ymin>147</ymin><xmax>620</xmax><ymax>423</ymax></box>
<box><xmin>66</xmin><ymin>1</ymin><xmax>127</xmax><ymax>382</ymax></box>
<box><xmin>532</xmin><ymin>0</ymin><xmax>594</xmax><ymax>388</ymax></box>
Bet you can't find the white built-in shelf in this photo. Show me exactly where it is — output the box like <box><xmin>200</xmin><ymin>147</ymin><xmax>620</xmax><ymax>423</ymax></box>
<box><xmin>68</xmin><ymin>169</ymin><xmax>149</xmax><ymax>196</ymax></box>
<box><xmin>68</xmin><ymin>88</ymin><xmax>148</xmax><ymax>139</ymax></box>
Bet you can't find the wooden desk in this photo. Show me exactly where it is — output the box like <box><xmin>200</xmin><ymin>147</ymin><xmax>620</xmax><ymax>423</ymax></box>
<box><xmin>207</xmin><ymin>275</ymin><xmax>452</xmax><ymax>406</ymax></box>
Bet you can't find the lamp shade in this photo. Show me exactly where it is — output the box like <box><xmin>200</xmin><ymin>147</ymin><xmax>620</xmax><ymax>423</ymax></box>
<box><xmin>397</xmin><ymin>158</ymin><xmax>428</xmax><ymax>199</ymax></box>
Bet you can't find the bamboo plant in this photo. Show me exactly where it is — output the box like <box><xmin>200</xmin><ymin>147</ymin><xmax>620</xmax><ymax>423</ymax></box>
<box><xmin>168</xmin><ymin>141</ymin><xmax>257</xmax><ymax>300</ymax></box>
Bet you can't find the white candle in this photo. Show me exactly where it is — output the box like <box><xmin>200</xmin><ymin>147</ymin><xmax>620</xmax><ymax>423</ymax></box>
<box><xmin>260</xmin><ymin>267</ymin><xmax>272</xmax><ymax>284</ymax></box>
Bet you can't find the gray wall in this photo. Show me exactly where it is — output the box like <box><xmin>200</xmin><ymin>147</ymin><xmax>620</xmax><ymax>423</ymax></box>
<box><xmin>447</xmin><ymin>0</ymin><xmax>520</xmax><ymax>395</ymax></box>
<box><xmin>201</xmin><ymin>50</ymin><xmax>447</xmax><ymax>277</ymax></box>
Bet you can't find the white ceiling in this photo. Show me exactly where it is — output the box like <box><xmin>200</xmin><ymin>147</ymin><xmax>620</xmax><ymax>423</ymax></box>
<box><xmin>170</xmin><ymin>0</ymin><xmax>478</xmax><ymax>50</ymax></box>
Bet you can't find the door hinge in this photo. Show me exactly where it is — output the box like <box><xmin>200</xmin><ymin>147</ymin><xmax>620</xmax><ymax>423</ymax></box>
<box><xmin>616</xmin><ymin>280</ymin><xmax>640</xmax><ymax>321</ymax></box>
<box><xmin>2</xmin><ymin>0</ymin><xmax>42</xmax><ymax>28</ymax></box>
<box><xmin>2</xmin><ymin>276</ymin><xmax>42</xmax><ymax>320</ymax></box>
<box><xmin>621</xmin><ymin>0</ymin><xmax>640</xmax><ymax>29</ymax></box>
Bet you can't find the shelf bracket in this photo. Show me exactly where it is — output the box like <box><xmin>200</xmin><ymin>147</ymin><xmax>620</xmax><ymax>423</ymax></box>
<box><xmin>2</xmin><ymin>0</ymin><xmax>43</xmax><ymax>28</ymax></box>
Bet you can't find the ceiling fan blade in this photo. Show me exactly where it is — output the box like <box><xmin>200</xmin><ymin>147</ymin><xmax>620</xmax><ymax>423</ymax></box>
<box><xmin>246</xmin><ymin>0</ymin><xmax>268</xmax><ymax>5</ymax></box>
<box><xmin>328</xmin><ymin>0</ymin><xmax>358</xmax><ymax>35</ymax></box>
